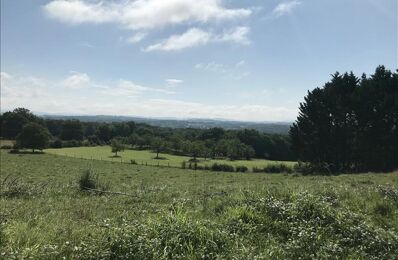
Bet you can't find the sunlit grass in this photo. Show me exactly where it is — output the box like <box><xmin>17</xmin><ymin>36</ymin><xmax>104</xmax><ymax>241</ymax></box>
<box><xmin>45</xmin><ymin>146</ymin><xmax>296</xmax><ymax>169</ymax></box>
<box><xmin>1</xmin><ymin>150</ymin><xmax>397</xmax><ymax>259</ymax></box>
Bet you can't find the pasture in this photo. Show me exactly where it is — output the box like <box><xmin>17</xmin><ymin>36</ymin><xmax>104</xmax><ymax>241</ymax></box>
<box><xmin>45</xmin><ymin>146</ymin><xmax>296</xmax><ymax>169</ymax></box>
<box><xmin>1</xmin><ymin>150</ymin><xmax>397</xmax><ymax>259</ymax></box>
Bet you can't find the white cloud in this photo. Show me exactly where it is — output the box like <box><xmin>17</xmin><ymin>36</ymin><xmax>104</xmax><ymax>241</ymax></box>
<box><xmin>62</xmin><ymin>72</ymin><xmax>90</xmax><ymax>88</ymax></box>
<box><xmin>43</xmin><ymin>0</ymin><xmax>251</xmax><ymax>30</ymax></box>
<box><xmin>1</xmin><ymin>71</ymin><xmax>12</xmax><ymax>81</ymax></box>
<box><xmin>100</xmin><ymin>79</ymin><xmax>175</xmax><ymax>96</ymax></box>
<box><xmin>272</xmin><ymin>1</ymin><xmax>301</xmax><ymax>17</ymax></box>
<box><xmin>195</xmin><ymin>61</ymin><xmax>249</xmax><ymax>80</ymax></box>
<box><xmin>195</xmin><ymin>61</ymin><xmax>227</xmax><ymax>73</ymax></box>
<box><xmin>166</xmin><ymin>79</ymin><xmax>183</xmax><ymax>87</ymax></box>
<box><xmin>127</xmin><ymin>32</ymin><xmax>147</xmax><ymax>43</ymax></box>
<box><xmin>216</xmin><ymin>26</ymin><xmax>250</xmax><ymax>45</ymax></box>
<box><xmin>1</xmin><ymin>72</ymin><xmax>297</xmax><ymax>121</ymax></box>
<box><xmin>144</xmin><ymin>26</ymin><xmax>250</xmax><ymax>52</ymax></box>
<box><xmin>144</xmin><ymin>28</ymin><xmax>211</xmax><ymax>52</ymax></box>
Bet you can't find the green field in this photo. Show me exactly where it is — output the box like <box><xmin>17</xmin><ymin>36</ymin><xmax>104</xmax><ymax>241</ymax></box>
<box><xmin>45</xmin><ymin>146</ymin><xmax>296</xmax><ymax>169</ymax></box>
<box><xmin>1</xmin><ymin>150</ymin><xmax>398</xmax><ymax>259</ymax></box>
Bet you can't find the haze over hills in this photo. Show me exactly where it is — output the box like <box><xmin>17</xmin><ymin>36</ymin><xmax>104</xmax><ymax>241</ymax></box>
<box><xmin>42</xmin><ymin>115</ymin><xmax>292</xmax><ymax>134</ymax></box>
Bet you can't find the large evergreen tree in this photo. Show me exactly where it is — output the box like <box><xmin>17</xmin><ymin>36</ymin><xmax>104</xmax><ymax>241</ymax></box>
<box><xmin>290</xmin><ymin>66</ymin><xmax>398</xmax><ymax>172</ymax></box>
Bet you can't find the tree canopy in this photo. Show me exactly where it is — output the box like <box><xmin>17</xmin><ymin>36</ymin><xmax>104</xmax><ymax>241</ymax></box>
<box><xmin>16</xmin><ymin>122</ymin><xmax>51</xmax><ymax>152</ymax></box>
<box><xmin>290</xmin><ymin>66</ymin><xmax>398</xmax><ymax>172</ymax></box>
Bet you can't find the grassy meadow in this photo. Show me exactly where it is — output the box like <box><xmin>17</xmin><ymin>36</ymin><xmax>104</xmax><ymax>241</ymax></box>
<box><xmin>1</xmin><ymin>150</ymin><xmax>398</xmax><ymax>259</ymax></box>
<box><xmin>45</xmin><ymin>146</ymin><xmax>296</xmax><ymax>169</ymax></box>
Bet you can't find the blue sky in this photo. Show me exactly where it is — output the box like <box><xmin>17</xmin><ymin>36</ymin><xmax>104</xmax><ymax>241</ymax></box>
<box><xmin>1</xmin><ymin>0</ymin><xmax>396</xmax><ymax>122</ymax></box>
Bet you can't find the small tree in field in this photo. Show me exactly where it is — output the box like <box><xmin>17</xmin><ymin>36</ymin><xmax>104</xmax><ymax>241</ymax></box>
<box><xmin>151</xmin><ymin>137</ymin><xmax>165</xmax><ymax>159</ymax></box>
<box><xmin>111</xmin><ymin>138</ymin><xmax>125</xmax><ymax>157</ymax></box>
<box><xmin>16</xmin><ymin>122</ymin><xmax>50</xmax><ymax>152</ymax></box>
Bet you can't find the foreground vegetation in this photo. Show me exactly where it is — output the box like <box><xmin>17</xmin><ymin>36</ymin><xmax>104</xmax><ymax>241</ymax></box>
<box><xmin>1</xmin><ymin>150</ymin><xmax>397</xmax><ymax>259</ymax></box>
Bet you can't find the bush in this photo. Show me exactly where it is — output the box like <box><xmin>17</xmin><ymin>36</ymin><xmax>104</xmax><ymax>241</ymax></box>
<box><xmin>82</xmin><ymin>140</ymin><xmax>91</xmax><ymax>147</ymax></box>
<box><xmin>130</xmin><ymin>159</ymin><xmax>138</xmax><ymax>165</ymax></box>
<box><xmin>51</xmin><ymin>139</ymin><xmax>63</xmax><ymax>148</ymax></box>
<box><xmin>62</xmin><ymin>139</ymin><xmax>81</xmax><ymax>148</ymax></box>
<box><xmin>0</xmin><ymin>145</ymin><xmax>13</xmax><ymax>150</ymax></box>
<box><xmin>263</xmin><ymin>163</ymin><xmax>293</xmax><ymax>173</ymax></box>
<box><xmin>181</xmin><ymin>161</ymin><xmax>187</xmax><ymax>169</ymax></box>
<box><xmin>252</xmin><ymin>167</ymin><xmax>263</xmax><ymax>173</ymax></box>
<box><xmin>78</xmin><ymin>169</ymin><xmax>109</xmax><ymax>192</ymax></box>
<box><xmin>235</xmin><ymin>166</ymin><xmax>248</xmax><ymax>173</ymax></box>
<box><xmin>294</xmin><ymin>162</ymin><xmax>333</xmax><ymax>175</ymax></box>
<box><xmin>210</xmin><ymin>163</ymin><xmax>235</xmax><ymax>172</ymax></box>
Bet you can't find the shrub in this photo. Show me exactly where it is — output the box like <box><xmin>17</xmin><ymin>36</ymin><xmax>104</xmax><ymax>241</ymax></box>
<box><xmin>294</xmin><ymin>162</ymin><xmax>334</xmax><ymax>175</ymax></box>
<box><xmin>252</xmin><ymin>167</ymin><xmax>263</xmax><ymax>173</ymax></box>
<box><xmin>263</xmin><ymin>163</ymin><xmax>293</xmax><ymax>173</ymax></box>
<box><xmin>235</xmin><ymin>166</ymin><xmax>248</xmax><ymax>173</ymax></box>
<box><xmin>181</xmin><ymin>161</ymin><xmax>187</xmax><ymax>169</ymax></box>
<box><xmin>82</xmin><ymin>140</ymin><xmax>91</xmax><ymax>147</ymax></box>
<box><xmin>51</xmin><ymin>139</ymin><xmax>63</xmax><ymax>148</ymax></box>
<box><xmin>78</xmin><ymin>170</ymin><xmax>109</xmax><ymax>192</ymax></box>
<box><xmin>130</xmin><ymin>159</ymin><xmax>137</xmax><ymax>165</ymax></box>
<box><xmin>62</xmin><ymin>139</ymin><xmax>81</xmax><ymax>148</ymax></box>
<box><xmin>210</xmin><ymin>163</ymin><xmax>235</xmax><ymax>172</ymax></box>
<box><xmin>0</xmin><ymin>145</ymin><xmax>13</xmax><ymax>150</ymax></box>
<box><xmin>373</xmin><ymin>202</ymin><xmax>393</xmax><ymax>216</ymax></box>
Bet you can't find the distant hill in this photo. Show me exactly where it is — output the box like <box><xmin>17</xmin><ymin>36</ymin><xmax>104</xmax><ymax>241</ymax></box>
<box><xmin>42</xmin><ymin>115</ymin><xmax>292</xmax><ymax>134</ymax></box>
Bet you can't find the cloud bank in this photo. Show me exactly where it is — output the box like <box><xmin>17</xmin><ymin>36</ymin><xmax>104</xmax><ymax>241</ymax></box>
<box><xmin>1</xmin><ymin>71</ymin><xmax>297</xmax><ymax>121</ymax></box>
<box><xmin>43</xmin><ymin>0</ymin><xmax>251</xmax><ymax>30</ymax></box>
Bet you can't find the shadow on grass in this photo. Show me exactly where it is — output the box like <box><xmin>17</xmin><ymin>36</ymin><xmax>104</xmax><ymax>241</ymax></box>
<box><xmin>153</xmin><ymin>156</ymin><xmax>168</xmax><ymax>160</ymax></box>
<box><xmin>8</xmin><ymin>150</ymin><xmax>44</xmax><ymax>155</ymax></box>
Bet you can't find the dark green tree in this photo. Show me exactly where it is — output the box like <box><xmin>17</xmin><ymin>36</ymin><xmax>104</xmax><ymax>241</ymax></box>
<box><xmin>16</xmin><ymin>122</ymin><xmax>51</xmax><ymax>152</ymax></box>
<box><xmin>61</xmin><ymin>120</ymin><xmax>84</xmax><ymax>141</ymax></box>
<box><xmin>96</xmin><ymin>124</ymin><xmax>112</xmax><ymax>143</ymax></box>
<box><xmin>1</xmin><ymin>108</ymin><xmax>40</xmax><ymax>139</ymax></box>
<box><xmin>290</xmin><ymin>66</ymin><xmax>398</xmax><ymax>172</ymax></box>
<box><xmin>151</xmin><ymin>137</ymin><xmax>165</xmax><ymax>159</ymax></box>
<box><xmin>111</xmin><ymin>137</ymin><xmax>125</xmax><ymax>157</ymax></box>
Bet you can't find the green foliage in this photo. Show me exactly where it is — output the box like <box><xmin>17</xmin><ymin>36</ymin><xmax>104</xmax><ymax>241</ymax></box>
<box><xmin>50</xmin><ymin>139</ymin><xmax>63</xmax><ymax>148</ymax></box>
<box><xmin>60</xmin><ymin>120</ymin><xmax>84</xmax><ymax>141</ymax></box>
<box><xmin>235</xmin><ymin>165</ymin><xmax>249</xmax><ymax>172</ymax></box>
<box><xmin>151</xmin><ymin>137</ymin><xmax>166</xmax><ymax>159</ymax></box>
<box><xmin>78</xmin><ymin>169</ymin><xmax>109</xmax><ymax>192</ymax></box>
<box><xmin>110</xmin><ymin>138</ymin><xmax>125</xmax><ymax>157</ymax></box>
<box><xmin>263</xmin><ymin>163</ymin><xmax>293</xmax><ymax>173</ymax></box>
<box><xmin>45</xmin><ymin>146</ymin><xmax>296</xmax><ymax>170</ymax></box>
<box><xmin>252</xmin><ymin>163</ymin><xmax>293</xmax><ymax>173</ymax></box>
<box><xmin>291</xmin><ymin>66</ymin><xmax>398</xmax><ymax>172</ymax></box>
<box><xmin>16</xmin><ymin>122</ymin><xmax>51</xmax><ymax>152</ymax></box>
<box><xmin>3</xmin><ymin>108</ymin><xmax>296</xmax><ymax>161</ymax></box>
<box><xmin>0</xmin><ymin>151</ymin><xmax>397</xmax><ymax>259</ymax></box>
<box><xmin>211</xmin><ymin>163</ymin><xmax>235</xmax><ymax>172</ymax></box>
<box><xmin>1</xmin><ymin>108</ymin><xmax>41</xmax><ymax>139</ymax></box>
<box><xmin>0</xmin><ymin>176</ymin><xmax>44</xmax><ymax>198</ymax></box>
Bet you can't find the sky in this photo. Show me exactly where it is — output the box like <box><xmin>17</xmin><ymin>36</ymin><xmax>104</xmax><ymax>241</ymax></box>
<box><xmin>1</xmin><ymin>0</ymin><xmax>397</xmax><ymax>122</ymax></box>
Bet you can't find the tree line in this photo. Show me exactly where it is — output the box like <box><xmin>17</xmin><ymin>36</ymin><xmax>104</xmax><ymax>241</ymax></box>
<box><xmin>290</xmin><ymin>65</ymin><xmax>398</xmax><ymax>172</ymax></box>
<box><xmin>0</xmin><ymin>108</ymin><xmax>294</xmax><ymax>161</ymax></box>
<box><xmin>2</xmin><ymin>65</ymin><xmax>396</xmax><ymax>173</ymax></box>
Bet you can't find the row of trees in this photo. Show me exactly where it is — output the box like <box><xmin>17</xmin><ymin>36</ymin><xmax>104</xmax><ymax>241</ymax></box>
<box><xmin>1</xmin><ymin>108</ymin><xmax>294</xmax><ymax>161</ymax></box>
<box><xmin>290</xmin><ymin>66</ymin><xmax>398</xmax><ymax>172</ymax></box>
